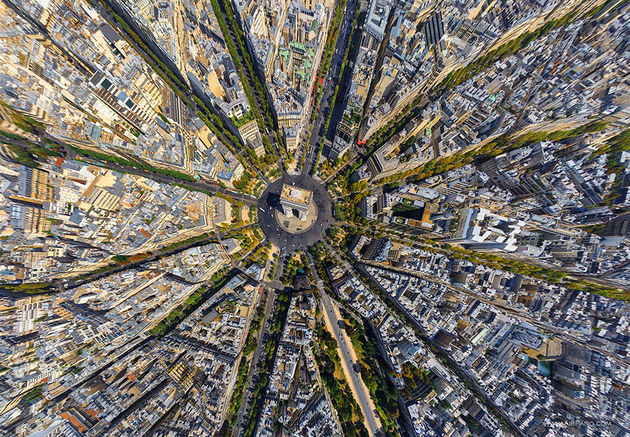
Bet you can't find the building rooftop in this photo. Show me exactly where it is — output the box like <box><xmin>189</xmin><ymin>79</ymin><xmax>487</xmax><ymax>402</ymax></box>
<box><xmin>280</xmin><ymin>184</ymin><xmax>312</xmax><ymax>206</ymax></box>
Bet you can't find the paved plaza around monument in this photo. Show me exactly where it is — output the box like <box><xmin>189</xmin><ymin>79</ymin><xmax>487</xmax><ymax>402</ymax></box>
<box><xmin>257</xmin><ymin>172</ymin><xmax>333</xmax><ymax>250</ymax></box>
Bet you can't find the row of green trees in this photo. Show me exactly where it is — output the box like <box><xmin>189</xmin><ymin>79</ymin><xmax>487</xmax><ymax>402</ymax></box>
<box><xmin>333</xmin><ymin>180</ymin><xmax>369</xmax><ymax>223</ymax></box>
<box><xmin>209</xmin><ymin>0</ymin><xmax>283</xmax><ymax>162</ymax></box>
<box><xmin>69</xmin><ymin>144</ymin><xmax>196</xmax><ymax>181</ymax></box>
<box><xmin>592</xmin><ymin>129</ymin><xmax>630</xmax><ymax>204</ymax></box>
<box><xmin>193</xmin><ymin>99</ymin><xmax>243</xmax><ymax>150</ymax></box>
<box><xmin>376</xmin><ymin>121</ymin><xmax>609</xmax><ymax>186</ymax></box>
<box><xmin>342</xmin><ymin>311</ymin><xmax>401</xmax><ymax>436</ymax></box>
<box><xmin>304</xmin><ymin>0</ymin><xmax>351</xmax><ymax>175</ymax></box>
<box><xmin>226</xmin><ymin>358</ymin><xmax>250</xmax><ymax>428</ymax></box>
<box><xmin>197</xmin><ymin>5</ymin><xmax>264</xmax><ymax>133</ymax></box>
<box><xmin>98</xmin><ymin>0</ymin><xmax>268</xmax><ymax>176</ymax></box>
<box><xmin>375</xmin><ymin>229</ymin><xmax>629</xmax><ymax>302</ymax></box>
<box><xmin>314</xmin><ymin>1</ymin><xmax>362</xmax><ymax>175</ymax></box>
<box><xmin>0</xmin><ymin>127</ymin><xmax>64</xmax><ymax>169</ymax></box>
<box><xmin>443</xmin><ymin>244</ymin><xmax>568</xmax><ymax>284</ymax></box>
<box><xmin>310</xmin><ymin>0</ymin><xmax>348</xmax><ymax>123</ymax></box>
<box><xmin>4</xmin><ymin>143</ymin><xmax>41</xmax><ymax>168</ymax></box>
<box><xmin>71</xmin><ymin>232</ymin><xmax>216</xmax><ymax>285</ymax></box>
<box><xmin>225</xmin><ymin>291</ymin><xmax>267</xmax><ymax>430</ymax></box>
<box><xmin>2</xmin><ymin>282</ymin><xmax>53</xmax><ymax>294</ymax></box>
<box><xmin>149</xmin><ymin>269</ymin><xmax>231</xmax><ymax>337</ymax></box>
<box><xmin>241</xmin><ymin>293</ymin><xmax>291</xmax><ymax>436</ymax></box>
<box><xmin>568</xmin><ymin>280</ymin><xmax>630</xmax><ymax>302</ymax></box>
<box><xmin>348</xmin><ymin>248</ymin><xmax>524</xmax><ymax>435</ymax></box>
<box><xmin>357</xmin><ymin>0</ymin><xmax>606</xmax><ymax>169</ymax></box>
<box><xmin>98</xmin><ymin>0</ymin><xmax>187</xmax><ymax>92</ymax></box>
<box><xmin>313</xmin><ymin>321</ymin><xmax>368</xmax><ymax>436</ymax></box>
<box><xmin>281</xmin><ymin>253</ymin><xmax>313</xmax><ymax>285</ymax></box>
<box><xmin>433</xmin><ymin>6</ymin><xmax>584</xmax><ymax>94</ymax></box>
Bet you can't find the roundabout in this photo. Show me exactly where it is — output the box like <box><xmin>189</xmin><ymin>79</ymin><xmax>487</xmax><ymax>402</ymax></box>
<box><xmin>276</xmin><ymin>200</ymin><xmax>318</xmax><ymax>234</ymax></box>
<box><xmin>257</xmin><ymin>172</ymin><xmax>334</xmax><ymax>251</ymax></box>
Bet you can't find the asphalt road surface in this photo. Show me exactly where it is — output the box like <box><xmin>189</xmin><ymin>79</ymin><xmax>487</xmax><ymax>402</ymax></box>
<box><xmin>305</xmin><ymin>0</ymin><xmax>361</xmax><ymax>175</ymax></box>
<box><xmin>63</xmin><ymin>147</ymin><xmax>258</xmax><ymax>206</ymax></box>
<box><xmin>320</xmin><ymin>292</ymin><xmax>382</xmax><ymax>437</ymax></box>
<box><xmin>258</xmin><ymin>172</ymin><xmax>334</xmax><ymax>250</ymax></box>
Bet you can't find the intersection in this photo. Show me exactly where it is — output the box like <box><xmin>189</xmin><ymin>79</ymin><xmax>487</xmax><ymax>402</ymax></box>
<box><xmin>257</xmin><ymin>172</ymin><xmax>334</xmax><ymax>250</ymax></box>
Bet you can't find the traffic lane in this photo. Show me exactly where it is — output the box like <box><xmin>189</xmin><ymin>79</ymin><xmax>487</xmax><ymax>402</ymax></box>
<box><xmin>257</xmin><ymin>173</ymin><xmax>334</xmax><ymax>250</ymax></box>
<box><xmin>320</xmin><ymin>293</ymin><xmax>381</xmax><ymax>436</ymax></box>
<box><xmin>325</xmin><ymin>33</ymin><xmax>360</xmax><ymax>142</ymax></box>
<box><xmin>306</xmin><ymin>0</ymin><xmax>357</xmax><ymax>168</ymax></box>
<box><xmin>79</xmin><ymin>156</ymin><xmax>257</xmax><ymax>206</ymax></box>
<box><xmin>232</xmin><ymin>291</ymin><xmax>276</xmax><ymax>435</ymax></box>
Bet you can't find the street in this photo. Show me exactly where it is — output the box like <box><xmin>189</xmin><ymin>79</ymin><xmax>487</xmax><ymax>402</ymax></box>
<box><xmin>231</xmin><ymin>289</ymin><xmax>275</xmax><ymax>436</ymax></box>
<box><xmin>304</xmin><ymin>0</ymin><xmax>363</xmax><ymax>176</ymax></box>
<box><xmin>320</xmin><ymin>291</ymin><xmax>383</xmax><ymax>437</ymax></box>
<box><xmin>257</xmin><ymin>171</ymin><xmax>334</xmax><ymax>251</ymax></box>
